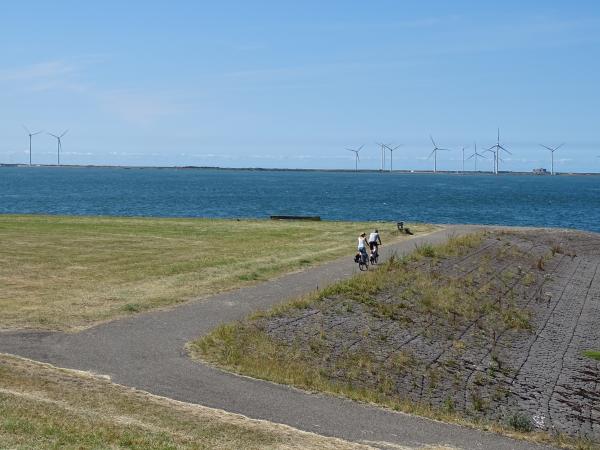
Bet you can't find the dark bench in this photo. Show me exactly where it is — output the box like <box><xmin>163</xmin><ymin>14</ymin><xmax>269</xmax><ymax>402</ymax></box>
<box><xmin>270</xmin><ymin>215</ymin><xmax>321</xmax><ymax>221</ymax></box>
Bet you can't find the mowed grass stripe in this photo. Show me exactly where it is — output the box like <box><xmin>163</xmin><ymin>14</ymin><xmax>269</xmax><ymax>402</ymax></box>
<box><xmin>0</xmin><ymin>215</ymin><xmax>435</xmax><ymax>330</ymax></box>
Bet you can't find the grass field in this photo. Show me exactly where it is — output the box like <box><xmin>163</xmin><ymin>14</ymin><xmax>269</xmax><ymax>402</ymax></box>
<box><xmin>0</xmin><ymin>215</ymin><xmax>434</xmax><ymax>330</ymax></box>
<box><xmin>0</xmin><ymin>353</ymin><xmax>370</xmax><ymax>450</ymax></box>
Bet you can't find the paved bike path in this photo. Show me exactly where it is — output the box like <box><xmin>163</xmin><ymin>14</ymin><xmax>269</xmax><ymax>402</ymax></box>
<box><xmin>0</xmin><ymin>225</ymin><xmax>556</xmax><ymax>449</ymax></box>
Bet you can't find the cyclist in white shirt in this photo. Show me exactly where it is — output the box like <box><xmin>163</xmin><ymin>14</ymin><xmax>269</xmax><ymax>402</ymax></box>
<box><xmin>368</xmin><ymin>229</ymin><xmax>382</xmax><ymax>253</ymax></box>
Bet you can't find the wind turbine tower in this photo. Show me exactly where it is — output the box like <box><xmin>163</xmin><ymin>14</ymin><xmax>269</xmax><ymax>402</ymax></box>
<box><xmin>428</xmin><ymin>135</ymin><xmax>450</xmax><ymax>173</ymax></box>
<box><xmin>486</xmin><ymin>128</ymin><xmax>511</xmax><ymax>174</ymax></box>
<box><xmin>539</xmin><ymin>143</ymin><xmax>564</xmax><ymax>176</ymax></box>
<box><xmin>346</xmin><ymin>144</ymin><xmax>364</xmax><ymax>172</ymax></box>
<box><xmin>48</xmin><ymin>130</ymin><xmax>69</xmax><ymax>166</ymax></box>
<box><xmin>23</xmin><ymin>125</ymin><xmax>43</xmax><ymax>166</ymax></box>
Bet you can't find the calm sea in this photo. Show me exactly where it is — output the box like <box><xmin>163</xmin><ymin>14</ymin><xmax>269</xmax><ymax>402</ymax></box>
<box><xmin>1</xmin><ymin>167</ymin><xmax>599</xmax><ymax>232</ymax></box>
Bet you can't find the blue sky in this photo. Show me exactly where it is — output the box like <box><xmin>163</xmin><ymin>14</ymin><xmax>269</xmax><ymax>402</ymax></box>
<box><xmin>1</xmin><ymin>1</ymin><xmax>600</xmax><ymax>171</ymax></box>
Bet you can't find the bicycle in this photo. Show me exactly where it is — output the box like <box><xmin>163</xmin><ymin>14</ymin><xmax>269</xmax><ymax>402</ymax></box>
<box><xmin>369</xmin><ymin>245</ymin><xmax>379</xmax><ymax>265</ymax></box>
<box><xmin>354</xmin><ymin>251</ymin><xmax>369</xmax><ymax>271</ymax></box>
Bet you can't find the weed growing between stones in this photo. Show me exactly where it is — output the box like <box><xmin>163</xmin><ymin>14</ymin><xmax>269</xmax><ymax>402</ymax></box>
<box><xmin>582</xmin><ymin>350</ymin><xmax>600</xmax><ymax>361</ymax></box>
<box><xmin>508</xmin><ymin>412</ymin><xmax>534</xmax><ymax>432</ymax></box>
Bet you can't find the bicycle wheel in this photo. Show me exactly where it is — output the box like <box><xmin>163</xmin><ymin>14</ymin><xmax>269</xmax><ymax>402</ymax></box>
<box><xmin>359</xmin><ymin>258</ymin><xmax>368</xmax><ymax>271</ymax></box>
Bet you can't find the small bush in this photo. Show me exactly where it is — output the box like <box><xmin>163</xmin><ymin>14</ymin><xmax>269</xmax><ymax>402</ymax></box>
<box><xmin>508</xmin><ymin>412</ymin><xmax>534</xmax><ymax>432</ymax></box>
<box><xmin>416</xmin><ymin>243</ymin><xmax>436</xmax><ymax>258</ymax></box>
<box><xmin>122</xmin><ymin>303</ymin><xmax>141</xmax><ymax>313</ymax></box>
<box><xmin>536</xmin><ymin>257</ymin><xmax>545</xmax><ymax>271</ymax></box>
<box><xmin>443</xmin><ymin>396</ymin><xmax>455</xmax><ymax>412</ymax></box>
<box><xmin>470</xmin><ymin>390</ymin><xmax>487</xmax><ymax>412</ymax></box>
<box><xmin>582</xmin><ymin>350</ymin><xmax>600</xmax><ymax>361</ymax></box>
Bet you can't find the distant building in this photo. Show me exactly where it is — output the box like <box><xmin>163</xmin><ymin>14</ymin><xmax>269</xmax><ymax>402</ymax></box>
<box><xmin>533</xmin><ymin>168</ymin><xmax>548</xmax><ymax>175</ymax></box>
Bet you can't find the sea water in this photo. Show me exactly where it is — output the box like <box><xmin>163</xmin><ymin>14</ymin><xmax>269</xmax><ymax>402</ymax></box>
<box><xmin>1</xmin><ymin>167</ymin><xmax>599</xmax><ymax>232</ymax></box>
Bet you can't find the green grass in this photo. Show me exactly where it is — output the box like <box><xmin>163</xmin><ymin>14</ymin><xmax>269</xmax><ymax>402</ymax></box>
<box><xmin>582</xmin><ymin>350</ymin><xmax>600</xmax><ymax>361</ymax></box>
<box><xmin>0</xmin><ymin>214</ymin><xmax>435</xmax><ymax>330</ymax></box>
<box><xmin>0</xmin><ymin>353</ymin><xmax>367</xmax><ymax>450</ymax></box>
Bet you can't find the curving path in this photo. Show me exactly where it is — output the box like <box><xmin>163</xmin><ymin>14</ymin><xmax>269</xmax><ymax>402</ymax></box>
<box><xmin>0</xmin><ymin>225</ymin><xmax>556</xmax><ymax>450</ymax></box>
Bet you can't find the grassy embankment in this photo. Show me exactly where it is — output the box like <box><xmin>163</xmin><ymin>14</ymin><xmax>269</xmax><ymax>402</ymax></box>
<box><xmin>0</xmin><ymin>215</ymin><xmax>434</xmax><ymax>330</ymax></box>
<box><xmin>0</xmin><ymin>353</ymin><xmax>371</xmax><ymax>450</ymax></box>
<box><xmin>190</xmin><ymin>233</ymin><xmax>595</xmax><ymax>450</ymax></box>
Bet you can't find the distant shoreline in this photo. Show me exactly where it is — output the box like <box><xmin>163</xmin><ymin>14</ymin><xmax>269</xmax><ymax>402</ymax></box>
<box><xmin>1</xmin><ymin>163</ymin><xmax>599</xmax><ymax>176</ymax></box>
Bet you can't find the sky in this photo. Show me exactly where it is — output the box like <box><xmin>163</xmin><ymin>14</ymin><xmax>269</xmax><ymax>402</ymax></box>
<box><xmin>1</xmin><ymin>1</ymin><xmax>600</xmax><ymax>172</ymax></box>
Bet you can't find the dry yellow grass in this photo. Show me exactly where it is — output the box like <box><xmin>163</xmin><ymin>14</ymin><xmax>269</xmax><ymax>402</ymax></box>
<box><xmin>0</xmin><ymin>215</ymin><xmax>435</xmax><ymax>330</ymax></box>
<box><xmin>0</xmin><ymin>353</ymin><xmax>372</xmax><ymax>449</ymax></box>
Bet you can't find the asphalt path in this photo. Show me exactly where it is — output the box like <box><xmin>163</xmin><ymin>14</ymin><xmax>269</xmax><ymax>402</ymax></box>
<box><xmin>0</xmin><ymin>225</ymin><xmax>557</xmax><ymax>449</ymax></box>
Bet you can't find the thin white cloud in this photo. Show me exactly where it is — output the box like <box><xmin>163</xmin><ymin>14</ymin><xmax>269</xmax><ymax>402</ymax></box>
<box><xmin>97</xmin><ymin>90</ymin><xmax>182</xmax><ymax>126</ymax></box>
<box><xmin>63</xmin><ymin>151</ymin><xmax>94</xmax><ymax>156</ymax></box>
<box><xmin>0</xmin><ymin>60</ymin><xmax>180</xmax><ymax>126</ymax></box>
<box><xmin>0</xmin><ymin>61</ymin><xmax>75</xmax><ymax>82</ymax></box>
<box><xmin>311</xmin><ymin>15</ymin><xmax>461</xmax><ymax>33</ymax></box>
<box><xmin>0</xmin><ymin>61</ymin><xmax>86</xmax><ymax>93</ymax></box>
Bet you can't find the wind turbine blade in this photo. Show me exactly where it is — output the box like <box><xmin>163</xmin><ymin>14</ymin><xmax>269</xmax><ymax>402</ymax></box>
<box><xmin>31</xmin><ymin>130</ymin><xmax>43</xmax><ymax>136</ymax></box>
<box><xmin>429</xmin><ymin>135</ymin><xmax>437</xmax><ymax>147</ymax></box>
<box><xmin>499</xmin><ymin>145</ymin><xmax>512</xmax><ymax>155</ymax></box>
<box><xmin>357</xmin><ymin>154</ymin><xmax>360</xmax><ymax>162</ymax></box>
<box><xmin>438</xmin><ymin>148</ymin><xmax>451</xmax><ymax>151</ymax></box>
<box><xmin>48</xmin><ymin>133</ymin><xmax>59</xmax><ymax>139</ymax></box>
<box><xmin>60</xmin><ymin>129</ymin><xmax>69</xmax><ymax>138</ymax></box>
<box><xmin>539</xmin><ymin>144</ymin><xmax>554</xmax><ymax>152</ymax></box>
<box><xmin>346</xmin><ymin>149</ymin><xmax>355</xmax><ymax>153</ymax></box>
<box><xmin>22</xmin><ymin>125</ymin><xmax>30</xmax><ymax>134</ymax></box>
<box><xmin>467</xmin><ymin>153</ymin><xmax>475</xmax><ymax>160</ymax></box>
<box><xmin>357</xmin><ymin>144</ymin><xmax>364</xmax><ymax>152</ymax></box>
<box><xmin>392</xmin><ymin>144</ymin><xmax>402</xmax><ymax>150</ymax></box>
<box><xmin>428</xmin><ymin>149</ymin><xmax>435</xmax><ymax>159</ymax></box>
<box><xmin>555</xmin><ymin>142</ymin><xmax>565</xmax><ymax>151</ymax></box>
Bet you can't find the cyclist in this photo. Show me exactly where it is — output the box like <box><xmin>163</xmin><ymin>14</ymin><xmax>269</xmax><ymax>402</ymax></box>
<box><xmin>357</xmin><ymin>232</ymin><xmax>369</xmax><ymax>264</ymax></box>
<box><xmin>368</xmin><ymin>229</ymin><xmax>382</xmax><ymax>253</ymax></box>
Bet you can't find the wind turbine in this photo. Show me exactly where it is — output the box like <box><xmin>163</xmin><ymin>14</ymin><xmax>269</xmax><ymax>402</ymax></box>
<box><xmin>539</xmin><ymin>143</ymin><xmax>564</xmax><ymax>176</ymax></box>
<box><xmin>428</xmin><ymin>135</ymin><xmax>450</xmax><ymax>173</ymax></box>
<box><xmin>346</xmin><ymin>144</ymin><xmax>364</xmax><ymax>172</ymax></box>
<box><xmin>485</xmin><ymin>128</ymin><xmax>511</xmax><ymax>174</ymax></box>
<box><xmin>23</xmin><ymin>125</ymin><xmax>43</xmax><ymax>166</ymax></box>
<box><xmin>48</xmin><ymin>130</ymin><xmax>69</xmax><ymax>166</ymax></box>
<box><xmin>467</xmin><ymin>142</ymin><xmax>487</xmax><ymax>172</ymax></box>
<box><xmin>384</xmin><ymin>144</ymin><xmax>402</xmax><ymax>172</ymax></box>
